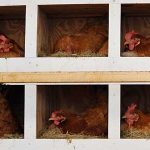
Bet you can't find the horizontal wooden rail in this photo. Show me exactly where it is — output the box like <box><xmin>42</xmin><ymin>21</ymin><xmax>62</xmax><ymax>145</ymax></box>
<box><xmin>0</xmin><ymin>72</ymin><xmax>150</xmax><ymax>83</ymax></box>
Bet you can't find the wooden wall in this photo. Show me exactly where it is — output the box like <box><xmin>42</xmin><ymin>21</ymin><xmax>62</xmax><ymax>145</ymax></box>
<box><xmin>37</xmin><ymin>86</ymin><xmax>49</xmax><ymax>136</ymax></box>
<box><xmin>6</xmin><ymin>85</ymin><xmax>25</xmax><ymax>131</ymax></box>
<box><xmin>37</xmin><ymin>9</ymin><xmax>50</xmax><ymax>56</ymax></box>
<box><xmin>0</xmin><ymin>6</ymin><xmax>25</xmax><ymax>51</ymax></box>
<box><xmin>36</xmin><ymin>86</ymin><xmax>58</xmax><ymax>137</ymax></box>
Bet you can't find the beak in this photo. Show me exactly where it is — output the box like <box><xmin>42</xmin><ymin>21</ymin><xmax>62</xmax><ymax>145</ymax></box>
<box><xmin>49</xmin><ymin>117</ymin><xmax>56</xmax><ymax>121</ymax></box>
<box><xmin>122</xmin><ymin>115</ymin><xmax>126</xmax><ymax>119</ymax></box>
<box><xmin>124</xmin><ymin>41</ymin><xmax>129</xmax><ymax>46</ymax></box>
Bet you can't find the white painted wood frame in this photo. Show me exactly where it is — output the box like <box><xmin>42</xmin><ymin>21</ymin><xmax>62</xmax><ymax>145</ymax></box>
<box><xmin>0</xmin><ymin>0</ymin><xmax>150</xmax><ymax>150</ymax></box>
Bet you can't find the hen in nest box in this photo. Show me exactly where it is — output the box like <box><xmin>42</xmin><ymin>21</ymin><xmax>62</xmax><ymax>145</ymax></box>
<box><xmin>49</xmin><ymin>110</ymin><xmax>87</xmax><ymax>134</ymax></box>
<box><xmin>0</xmin><ymin>85</ymin><xmax>20</xmax><ymax>137</ymax></box>
<box><xmin>0</xmin><ymin>34</ymin><xmax>23</xmax><ymax>57</ymax></box>
<box><xmin>122</xmin><ymin>103</ymin><xmax>150</xmax><ymax>129</ymax></box>
<box><xmin>122</xmin><ymin>103</ymin><xmax>139</xmax><ymax>128</ymax></box>
<box><xmin>54</xmin><ymin>25</ymin><xmax>108</xmax><ymax>56</ymax></box>
<box><xmin>49</xmin><ymin>100</ymin><xmax>108</xmax><ymax>136</ymax></box>
<box><xmin>122</xmin><ymin>30</ymin><xmax>150</xmax><ymax>57</ymax></box>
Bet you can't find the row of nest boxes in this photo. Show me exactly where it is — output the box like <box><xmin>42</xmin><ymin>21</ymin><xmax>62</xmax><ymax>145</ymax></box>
<box><xmin>0</xmin><ymin>84</ymin><xmax>150</xmax><ymax>139</ymax></box>
<box><xmin>0</xmin><ymin>4</ymin><xmax>150</xmax><ymax>58</ymax></box>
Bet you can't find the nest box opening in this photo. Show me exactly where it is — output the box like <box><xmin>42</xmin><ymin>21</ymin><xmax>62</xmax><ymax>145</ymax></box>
<box><xmin>121</xmin><ymin>85</ymin><xmax>150</xmax><ymax>139</ymax></box>
<box><xmin>121</xmin><ymin>4</ymin><xmax>150</xmax><ymax>57</ymax></box>
<box><xmin>0</xmin><ymin>6</ymin><xmax>26</xmax><ymax>58</ymax></box>
<box><xmin>37</xmin><ymin>85</ymin><xmax>108</xmax><ymax>139</ymax></box>
<box><xmin>37</xmin><ymin>4</ymin><xmax>108</xmax><ymax>57</ymax></box>
<box><xmin>0</xmin><ymin>85</ymin><xmax>24</xmax><ymax>139</ymax></box>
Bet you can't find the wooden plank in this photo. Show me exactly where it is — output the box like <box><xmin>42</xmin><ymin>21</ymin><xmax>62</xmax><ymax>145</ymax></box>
<box><xmin>37</xmin><ymin>8</ymin><xmax>50</xmax><ymax>56</ymax></box>
<box><xmin>40</xmin><ymin>4</ymin><xmax>108</xmax><ymax>17</ymax></box>
<box><xmin>122</xmin><ymin>4</ymin><xmax>150</xmax><ymax>16</ymax></box>
<box><xmin>0</xmin><ymin>6</ymin><xmax>25</xmax><ymax>17</ymax></box>
<box><xmin>37</xmin><ymin>86</ymin><xmax>51</xmax><ymax>137</ymax></box>
<box><xmin>0</xmin><ymin>72</ymin><xmax>150</xmax><ymax>83</ymax></box>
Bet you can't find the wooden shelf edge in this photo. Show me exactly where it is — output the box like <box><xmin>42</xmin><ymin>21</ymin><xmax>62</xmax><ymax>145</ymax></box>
<box><xmin>0</xmin><ymin>71</ymin><xmax>150</xmax><ymax>83</ymax></box>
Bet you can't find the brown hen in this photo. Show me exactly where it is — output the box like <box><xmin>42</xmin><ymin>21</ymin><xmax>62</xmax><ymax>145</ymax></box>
<box><xmin>122</xmin><ymin>31</ymin><xmax>150</xmax><ymax>57</ymax></box>
<box><xmin>49</xmin><ymin>110</ymin><xmax>87</xmax><ymax>134</ymax></box>
<box><xmin>0</xmin><ymin>34</ymin><xmax>23</xmax><ymax>57</ymax></box>
<box><xmin>122</xmin><ymin>103</ymin><xmax>150</xmax><ymax>131</ymax></box>
<box><xmin>54</xmin><ymin>25</ymin><xmax>108</xmax><ymax>55</ymax></box>
<box><xmin>0</xmin><ymin>93</ymin><xmax>19</xmax><ymax>137</ymax></box>
<box><xmin>49</xmin><ymin>94</ymin><xmax>108</xmax><ymax>136</ymax></box>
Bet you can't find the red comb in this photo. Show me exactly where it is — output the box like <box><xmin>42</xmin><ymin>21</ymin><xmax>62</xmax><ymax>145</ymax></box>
<box><xmin>125</xmin><ymin>30</ymin><xmax>138</xmax><ymax>41</ymax></box>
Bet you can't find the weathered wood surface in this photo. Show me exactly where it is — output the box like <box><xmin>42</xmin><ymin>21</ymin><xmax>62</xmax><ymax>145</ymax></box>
<box><xmin>0</xmin><ymin>72</ymin><xmax>150</xmax><ymax>83</ymax></box>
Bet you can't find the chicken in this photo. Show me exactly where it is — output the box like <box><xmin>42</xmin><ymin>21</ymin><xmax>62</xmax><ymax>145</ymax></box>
<box><xmin>82</xmin><ymin>100</ymin><xmax>108</xmax><ymax>136</ymax></box>
<box><xmin>135</xmin><ymin>110</ymin><xmax>150</xmax><ymax>128</ymax></box>
<box><xmin>0</xmin><ymin>34</ymin><xmax>23</xmax><ymax>57</ymax></box>
<box><xmin>49</xmin><ymin>110</ymin><xmax>87</xmax><ymax>134</ymax></box>
<box><xmin>122</xmin><ymin>103</ymin><xmax>150</xmax><ymax>129</ymax></box>
<box><xmin>98</xmin><ymin>40</ymin><xmax>108</xmax><ymax>56</ymax></box>
<box><xmin>122</xmin><ymin>30</ymin><xmax>150</xmax><ymax>57</ymax></box>
<box><xmin>49</xmin><ymin>98</ymin><xmax>107</xmax><ymax>136</ymax></box>
<box><xmin>122</xmin><ymin>103</ymin><xmax>139</xmax><ymax>128</ymax></box>
<box><xmin>54</xmin><ymin>25</ymin><xmax>108</xmax><ymax>55</ymax></box>
<box><xmin>0</xmin><ymin>91</ymin><xmax>19</xmax><ymax>137</ymax></box>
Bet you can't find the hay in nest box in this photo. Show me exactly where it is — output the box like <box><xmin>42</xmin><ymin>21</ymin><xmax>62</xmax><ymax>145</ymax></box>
<box><xmin>0</xmin><ymin>133</ymin><xmax>23</xmax><ymax>139</ymax></box>
<box><xmin>39</xmin><ymin>50</ymin><xmax>107</xmax><ymax>57</ymax></box>
<box><xmin>121</xmin><ymin>126</ymin><xmax>150</xmax><ymax>139</ymax></box>
<box><xmin>39</xmin><ymin>124</ymin><xmax>106</xmax><ymax>139</ymax></box>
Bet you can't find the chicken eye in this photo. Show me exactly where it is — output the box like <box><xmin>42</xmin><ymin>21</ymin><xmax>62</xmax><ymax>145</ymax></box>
<box><xmin>134</xmin><ymin>38</ymin><xmax>140</xmax><ymax>41</ymax></box>
<box><xmin>125</xmin><ymin>44</ymin><xmax>129</xmax><ymax>48</ymax></box>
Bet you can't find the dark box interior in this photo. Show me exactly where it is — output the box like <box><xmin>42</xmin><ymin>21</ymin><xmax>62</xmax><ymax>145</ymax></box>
<box><xmin>0</xmin><ymin>6</ymin><xmax>26</xmax><ymax>57</ymax></box>
<box><xmin>121</xmin><ymin>4</ymin><xmax>150</xmax><ymax>57</ymax></box>
<box><xmin>37</xmin><ymin>4</ymin><xmax>108</xmax><ymax>57</ymax></box>
<box><xmin>37</xmin><ymin>85</ymin><xmax>108</xmax><ymax>139</ymax></box>
<box><xmin>0</xmin><ymin>85</ymin><xmax>24</xmax><ymax>139</ymax></box>
<box><xmin>121</xmin><ymin>85</ymin><xmax>150</xmax><ymax>139</ymax></box>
